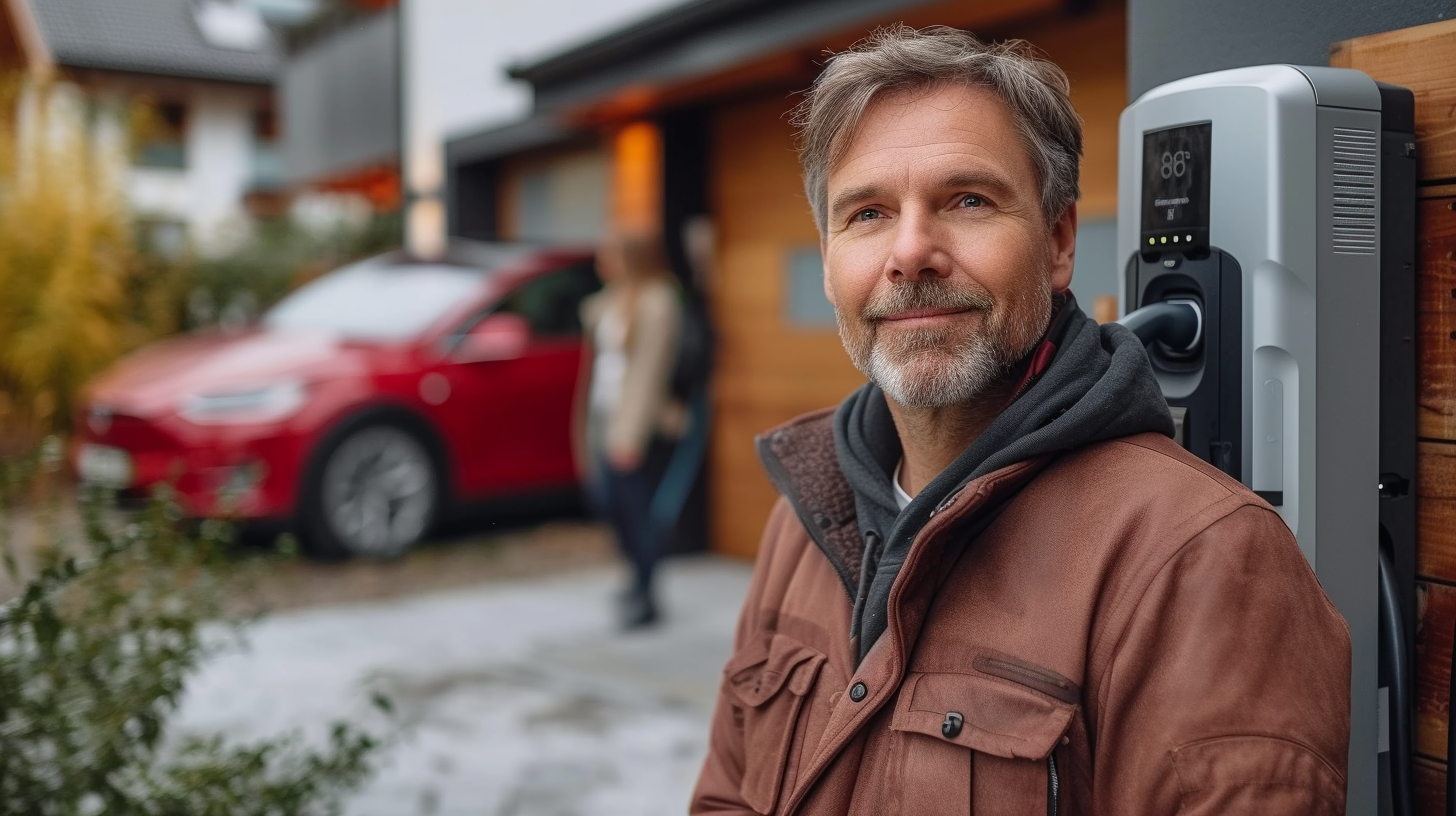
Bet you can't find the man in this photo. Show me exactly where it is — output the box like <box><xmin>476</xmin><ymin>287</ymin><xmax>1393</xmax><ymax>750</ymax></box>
<box><xmin>691</xmin><ymin>25</ymin><xmax>1350</xmax><ymax>816</ymax></box>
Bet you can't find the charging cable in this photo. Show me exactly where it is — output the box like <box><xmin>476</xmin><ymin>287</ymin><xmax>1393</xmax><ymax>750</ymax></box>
<box><xmin>1379</xmin><ymin>544</ymin><xmax>1413</xmax><ymax>816</ymax></box>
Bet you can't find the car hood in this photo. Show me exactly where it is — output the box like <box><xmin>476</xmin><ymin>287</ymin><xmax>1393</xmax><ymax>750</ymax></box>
<box><xmin>86</xmin><ymin>328</ymin><xmax>374</xmax><ymax>418</ymax></box>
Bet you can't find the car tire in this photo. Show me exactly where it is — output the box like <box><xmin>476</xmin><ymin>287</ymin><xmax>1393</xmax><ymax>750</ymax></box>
<box><xmin>302</xmin><ymin>421</ymin><xmax>441</xmax><ymax>560</ymax></box>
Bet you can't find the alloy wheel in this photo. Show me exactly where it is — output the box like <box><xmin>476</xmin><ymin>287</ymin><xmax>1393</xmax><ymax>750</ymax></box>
<box><xmin>319</xmin><ymin>425</ymin><xmax>437</xmax><ymax>557</ymax></box>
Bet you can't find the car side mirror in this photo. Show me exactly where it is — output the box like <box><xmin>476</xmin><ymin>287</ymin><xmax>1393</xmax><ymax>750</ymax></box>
<box><xmin>455</xmin><ymin>313</ymin><xmax>531</xmax><ymax>362</ymax></box>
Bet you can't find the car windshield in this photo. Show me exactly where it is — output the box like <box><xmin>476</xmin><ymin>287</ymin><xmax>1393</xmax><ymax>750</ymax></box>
<box><xmin>262</xmin><ymin>262</ymin><xmax>486</xmax><ymax>340</ymax></box>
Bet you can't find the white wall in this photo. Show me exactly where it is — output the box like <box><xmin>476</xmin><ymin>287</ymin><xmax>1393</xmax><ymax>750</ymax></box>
<box><xmin>127</xmin><ymin>83</ymin><xmax>265</xmax><ymax>254</ymax></box>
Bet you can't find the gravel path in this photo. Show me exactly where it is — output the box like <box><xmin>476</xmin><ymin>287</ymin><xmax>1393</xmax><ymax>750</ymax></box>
<box><xmin>174</xmin><ymin>550</ymin><xmax>753</xmax><ymax>816</ymax></box>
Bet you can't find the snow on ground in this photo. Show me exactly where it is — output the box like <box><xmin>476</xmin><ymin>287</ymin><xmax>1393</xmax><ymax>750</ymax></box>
<box><xmin>174</xmin><ymin>555</ymin><xmax>754</xmax><ymax>816</ymax></box>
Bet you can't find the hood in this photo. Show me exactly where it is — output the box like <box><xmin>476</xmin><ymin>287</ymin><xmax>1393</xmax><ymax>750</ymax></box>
<box><xmin>760</xmin><ymin>293</ymin><xmax>1176</xmax><ymax>661</ymax></box>
<box><xmin>85</xmin><ymin>328</ymin><xmax>370</xmax><ymax>418</ymax></box>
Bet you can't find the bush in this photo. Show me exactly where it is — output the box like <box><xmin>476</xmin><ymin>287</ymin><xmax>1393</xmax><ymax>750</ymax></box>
<box><xmin>0</xmin><ymin>447</ymin><xmax>391</xmax><ymax>816</ymax></box>
<box><xmin>0</xmin><ymin>82</ymin><xmax>146</xmax><ymax>444</ymax></box>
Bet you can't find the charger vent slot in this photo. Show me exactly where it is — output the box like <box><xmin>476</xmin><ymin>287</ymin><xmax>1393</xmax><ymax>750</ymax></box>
<box><xmin>1331</xmin><ymin>126</ymin><xmax>1377</xmax><ymax>256</ymax></box>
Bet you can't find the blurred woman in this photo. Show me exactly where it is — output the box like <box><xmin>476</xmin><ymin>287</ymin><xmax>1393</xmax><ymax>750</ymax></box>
<box><xmin>576</xmin><ymin>231</ymin><xmax>684</xmax><ymax>629</ymax></box>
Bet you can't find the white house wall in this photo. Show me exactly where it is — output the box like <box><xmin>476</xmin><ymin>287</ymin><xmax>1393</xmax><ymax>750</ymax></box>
<box><xmin>126</xmin><ymin>82</ymin><xmax>267</xmax><ymax>254</ymax></box>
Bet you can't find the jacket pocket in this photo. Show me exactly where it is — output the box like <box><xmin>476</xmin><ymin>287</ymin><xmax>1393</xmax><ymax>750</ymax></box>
<box><xmin>888</xmin><ymin>668</ymin><xmax>1077</xmax><ymax>816</ymax></box>
<box><xmin>723</xmin><ymin>632</ymin><xmax>828</xmax><ymax>815</ymax></box>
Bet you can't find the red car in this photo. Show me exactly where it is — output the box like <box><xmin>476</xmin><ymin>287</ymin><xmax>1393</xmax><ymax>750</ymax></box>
<box><xmin>73</xmin><ymin>242</ymin><xmax>600</xmax><ymax>558</ymax></box>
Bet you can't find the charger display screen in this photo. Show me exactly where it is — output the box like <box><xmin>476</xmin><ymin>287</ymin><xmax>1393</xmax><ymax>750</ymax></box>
<box><xmin>1141</xmin><ymin>122</ymin><xmax>1212</xmax><ymax>253</ymax></box>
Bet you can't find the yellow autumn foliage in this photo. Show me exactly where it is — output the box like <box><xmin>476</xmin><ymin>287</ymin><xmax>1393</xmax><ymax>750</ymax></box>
<box><xmin>0</xmin><ymin>79</ymin><xmax>153</xmax><ymax>444</ymax></box>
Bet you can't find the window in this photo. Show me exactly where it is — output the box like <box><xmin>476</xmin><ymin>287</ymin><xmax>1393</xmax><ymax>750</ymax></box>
<box><xmin>491</xmin><ymin>262</ymin><xmax>601</xmax><ymax>338</ymax></box>
<box><xmin>252</xmin><ymin>108</ymin><xmax>283</xmax><ymax>189</ymax></box>
<box><xmin>135</xmin><ymin>218</ymin><xmax>188</xmax><ymax>259</ymax></box>
<box><xmin>137</xmin><ymin>101</ymin><xmax>187</xmax><ymax>169</ymax></box>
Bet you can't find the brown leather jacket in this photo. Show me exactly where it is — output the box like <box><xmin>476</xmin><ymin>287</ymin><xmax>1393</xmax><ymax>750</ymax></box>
<box><xmin>691</xmin><ymin>410</ymin><xmax>1351</xmax><ymax>815</ymax></box>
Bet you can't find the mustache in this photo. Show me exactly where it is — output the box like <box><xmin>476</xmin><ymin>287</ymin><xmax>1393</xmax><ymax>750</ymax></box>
<box><xmin>861</xmin><ymin>279</ymin><xmax>995</xmax><ymax>321</ymax></box>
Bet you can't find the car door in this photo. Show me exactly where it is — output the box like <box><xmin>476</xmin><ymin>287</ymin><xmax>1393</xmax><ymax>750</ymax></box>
<box><xmin>436</xmin><ymin>260</ymin><xmax>600</xmax><ymax>498</ymax></box>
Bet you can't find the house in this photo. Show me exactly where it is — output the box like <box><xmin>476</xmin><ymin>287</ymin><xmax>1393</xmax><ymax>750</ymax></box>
<box><xmin>277</xmin><ymin>0</ymin><xmax>685</xmax><ymax>258</ymax></box>
<box><xmin>26</xmin><ymin>0</ymin><xmax>283</xmax><ymax>254</ymax></box>
<box><xmin>447</xmin><ymin>0</ymin><xmax>1131</xmax><ymax>558</ymax></box>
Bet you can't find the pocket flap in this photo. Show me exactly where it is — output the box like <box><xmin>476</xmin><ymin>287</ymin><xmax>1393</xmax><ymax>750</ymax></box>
<box><xmin>724</xmin><ymin>632</ymin><xmax>825</xmax><ymax>708</ymax></box>
<box><xmin>890</xmin><ymin>671</ymin><xmax>1076</xmax><ymax>760</ymax></box>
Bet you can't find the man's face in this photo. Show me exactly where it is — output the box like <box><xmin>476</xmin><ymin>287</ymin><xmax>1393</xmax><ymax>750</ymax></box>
<box><xmin>821</xmin><ymin>83</ymin><xmax>1076</xmax><ymax>409</ymax></box>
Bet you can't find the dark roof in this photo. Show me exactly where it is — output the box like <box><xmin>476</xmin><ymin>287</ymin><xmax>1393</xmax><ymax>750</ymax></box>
<box><xmin>31</xmin><ymin>0</ymin><xmax>278</xmax><ymax>85</ymax></box>
<box><xmin>506</xmin><ymin>0</ymin><xmax>936</xmax><ymax>111</ymax></box>
<box><xmin>445</xmin><ymin>113</ymin><xmax>593</xmax><ymax>167</ymax></box>
<box><xmin>507</xmin><ymin>0</ymin><xmax>780</xmax><ymax>87</ymax></box>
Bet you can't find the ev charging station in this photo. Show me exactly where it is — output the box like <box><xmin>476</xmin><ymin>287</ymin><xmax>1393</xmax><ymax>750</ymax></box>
<box><xmin>1116</xmin><ymin>66</ymin><xmax>1418</xmax><ymax>815</ymax></box>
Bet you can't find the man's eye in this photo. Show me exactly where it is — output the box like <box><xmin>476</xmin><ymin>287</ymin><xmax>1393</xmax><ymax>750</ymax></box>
<box><xmin>959</xmin><ymin>194</ymin><xmax>985</xmax><ymax>208</ymax></box>
<box><xmin>853</xmin><ymin>209</ymin><xmax>882</xmax><ymax>222</ymax></box>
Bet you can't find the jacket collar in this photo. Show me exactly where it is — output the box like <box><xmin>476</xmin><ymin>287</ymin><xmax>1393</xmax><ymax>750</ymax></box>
<box><xmin>757</xmin><ymin>408</ymin><xmax>863</xmax><ymax>601</ymax></box>
<box><xmin>756</xmin><ymin>409</ymin><xmax>1050</xmax><ymax>604</ymax></box>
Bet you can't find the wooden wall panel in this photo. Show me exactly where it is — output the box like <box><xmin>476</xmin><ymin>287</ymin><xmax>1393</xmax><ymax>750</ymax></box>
<box><xmin>1331</xmin><ymin>19</ymin><xmax>1456</xmax><ymax>184</ymax></box>
<box><xmin>1418</xmin><ymin>199</ymin><xmax>1456</xmax><ymax>313</ymax></box>
<box><xmin>1424</xmin><ymin>314</ymin><xmax>1456</xmax><ymax>442</ymax></box>
<box><xmin>1417</xmin><ymin>756</ymin><xmax>1446</xmax><ymax>816</ymax></box>
<box><xmin>1420</xmin><ymin>198</ymin><xmax>1456</xmax><ymax>440</ymax></box>
<box><xmin>707</xmin><ymin>93</ymin><xmax>866</xmax><ymax>557</ymax></box>
<box><xmin>1417</xmin><ymin>580</ymin><xmax>1456</xmax><ymax>762</ymax></box>
<box><xmin>1418</xmin><ymin>442</ymin><xmax>1456</xmax><ymax>583</ymax></box>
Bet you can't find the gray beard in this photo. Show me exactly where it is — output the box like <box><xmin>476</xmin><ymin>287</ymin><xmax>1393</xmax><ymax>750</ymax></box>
<box><xmin>837</xmin><ymin>277</ymin><xmax>1051</xmax><ymax>409</ymax></box>
<box><xmin>866</xmin><ymin>330</ymin><xmax>1004</xmax><ymax>408</ymax></box>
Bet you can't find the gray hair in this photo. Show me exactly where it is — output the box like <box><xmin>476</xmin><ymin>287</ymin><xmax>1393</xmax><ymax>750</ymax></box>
<box><xmin>793</xmin><ymin>25</ymin><xmax>1083</xmax><ymax>235</ymax></box>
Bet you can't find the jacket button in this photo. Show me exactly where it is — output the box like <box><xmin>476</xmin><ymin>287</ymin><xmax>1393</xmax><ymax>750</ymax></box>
<box><xmin>942</xmin><ymin>711</ymin><xmax>964</xmax><ymax>739</ymax></box>
<box><xmin>849</xmin><ymin>682</ymin><xmax>868</xmax><ymax>702</ymax></box>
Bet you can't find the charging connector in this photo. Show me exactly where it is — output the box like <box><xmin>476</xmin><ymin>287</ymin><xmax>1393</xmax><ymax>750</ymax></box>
<box><xmin>1117</xmin><ymin>298</ymin><xmax>1203</xmax><ymax>355</ymax></box>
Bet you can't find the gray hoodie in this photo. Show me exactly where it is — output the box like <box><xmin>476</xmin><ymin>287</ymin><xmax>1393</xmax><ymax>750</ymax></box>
<box><xmin>831</xmin><ymin>293</ymin><xmax>1176</xmax><ymax>662</ymax></box>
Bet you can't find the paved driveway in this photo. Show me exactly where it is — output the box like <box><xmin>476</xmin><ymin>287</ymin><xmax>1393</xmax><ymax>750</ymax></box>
<box><xmin>175</xmin><ymin>553</ymin><xmax>754</xmax><ymax>816</ymax></box>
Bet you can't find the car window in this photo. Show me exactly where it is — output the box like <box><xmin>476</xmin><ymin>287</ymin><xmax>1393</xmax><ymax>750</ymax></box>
<box><xmin>264</xmin><ymin>263</ymin><xmax>485</xmax><ymax>340</ymax></box>
<box><xmin>491</xmin><ymin>261</ymin><xmax>601</xmax><ymax>338</ymax></box>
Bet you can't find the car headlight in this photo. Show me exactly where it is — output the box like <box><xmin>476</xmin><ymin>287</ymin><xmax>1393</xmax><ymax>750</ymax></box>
<box><xmin>179</xmin><ymin>381</ymin><xmax>307</xmax><ymax>425</ymax></box>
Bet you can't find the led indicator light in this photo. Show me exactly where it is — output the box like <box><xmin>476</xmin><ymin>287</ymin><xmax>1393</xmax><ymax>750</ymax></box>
<box><xmin>1160</xmin><ymin>236</ymin><xmax>1168</xmax><ymax>244</ymax></box>
<box><xmin>1173</xmin><ymin>235</ymin><xmax>1180</xmax><ymax>243</ymax></box>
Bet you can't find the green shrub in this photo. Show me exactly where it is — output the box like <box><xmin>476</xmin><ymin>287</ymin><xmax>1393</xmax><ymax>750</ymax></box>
<box><xmin>0</xmin><ymin>82</ymin><xmax>143</xmax><ymax>442</ymax></box>
<box><xmin>0</xmin><ymin>448</ymin><xmax>392</xmax><ymax>816</ymax></box>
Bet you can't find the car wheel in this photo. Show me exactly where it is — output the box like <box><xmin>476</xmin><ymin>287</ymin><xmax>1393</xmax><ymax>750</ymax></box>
<box><xmin>305</xmin><ymin>423</ymin><xmax>439</xmax><ymax>559</ymax></box>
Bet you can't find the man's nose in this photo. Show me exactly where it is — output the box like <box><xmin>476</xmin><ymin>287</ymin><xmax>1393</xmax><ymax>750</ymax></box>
<box><xmin>886</xmin><ymin>210</ymin><xmax>952</xmax><ymax>282</ymax></box>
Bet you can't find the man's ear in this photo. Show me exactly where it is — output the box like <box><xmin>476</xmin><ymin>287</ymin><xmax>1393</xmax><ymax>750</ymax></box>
<box><xmin>821</xmin><ymin>242</ymin><xmax>836</xmax><ymax>306</ymax></box>
<box><xmin>1049</xmin><ymin>203</ymin><xmax>1077</xmax><ymax>292</ymax></box>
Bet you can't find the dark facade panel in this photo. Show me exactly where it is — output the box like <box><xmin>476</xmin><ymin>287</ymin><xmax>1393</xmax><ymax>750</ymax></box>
<box><xmin>1129</xmin><ymin>0</ymin><xmax>1452</xmax><ymax>99</ymax></box>
<box><xmin>448</xmin><ymin>160</ymin><xmax>499</xmax><ymax>241</ymax></box>
<box><xmin>281</xmin><ymin>8</ymin><xmax>397</xmax><ymax>184</ymax></box>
